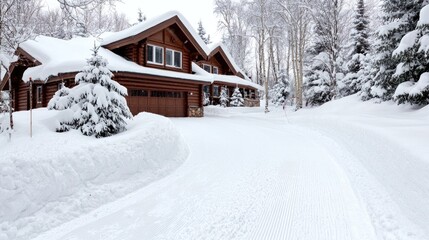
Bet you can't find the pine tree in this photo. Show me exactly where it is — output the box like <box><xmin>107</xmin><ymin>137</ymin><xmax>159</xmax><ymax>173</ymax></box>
<box><xmin>271</xmin><ymin>70</ymin><xmax>291</xmax><ymax>106</ymax></box>
<box><xmin>203</xmin><ymin>92</ymin><xmax>210</xmax><ymax>106</ymax></box>
<box><xmin>393</xmin><ymin>3</ymin><xmax>429</xmax><ymax>105</ymax></box>
<box><xmin>220</xmin><ymin>86</ymin><xmax>229</xmax><ymax>107</ymax></box>
<box><xmin>230</xmin><ymin>87</ymin><xmax>244</xmax><ymax>107</ymax></box>
<box><xmin>341</xmin><ymin>0</ymin><xmax>370</xmax><ymax>97</ymax></box>
<box><xmin>48</xmin><ymin>83</ymin><xmax>72</xmax><ymax>110</ymax></box>
<box><xmin>365</xmin><ymin>0</ymin><xmax>424</xmax><ymax>101</ymax></box>
<box><xmin>197</xmin><ymin>21</ymin><xmax>211</xmax><ymax>45</ymax></box>
<box><xmin>56</xmin><ymin>46</ymin><xmax>132</xmax><ymax>137</ymax></box>
<box><xmin>304</xmin><ymin>22</ymin><xmax>335</xmax><ymax>106</ymax></box>
<box><xmin>137</xmin><ymin>8</ymin><xmax>146</xmax><ymax>22</ymax></box>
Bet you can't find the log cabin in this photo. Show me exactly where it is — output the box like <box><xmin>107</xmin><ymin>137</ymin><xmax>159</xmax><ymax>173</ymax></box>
<box><xmin>0</xmin><ymin>11</ymin><xmax>262</xmax><ymax>117</ymax></box>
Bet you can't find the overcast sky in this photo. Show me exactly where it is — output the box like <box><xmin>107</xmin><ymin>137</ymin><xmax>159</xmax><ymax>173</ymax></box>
<box><xmin>44</xmin><ymin>0</ymin><xmax>221</xmax><ymax>42</ymax></box>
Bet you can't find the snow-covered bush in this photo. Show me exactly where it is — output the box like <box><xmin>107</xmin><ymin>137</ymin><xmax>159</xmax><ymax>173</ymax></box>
<box><xmin>55</xmin><ymin>46</ymin><xmax>132</xmax><ymax>137</ymax></box>
<box><xmin>203</xmin><ymin>92</ymin><xmax>210</xmax><ymax>106</ymax></box>
<box><xmin>220</xmin><ymin>86</ymin><xmax>229</xmax><ymax>107</ymax></box>
<box><xmin>230</xmin><ymin>87</ymin><xmax>244</xmax><ymax>107</ymax></box>
<box><xmin>48</xmin><ymin>83</ymin><xmax>72</xmax><ymax>110</ymax></box>
<box><xmin>0</xmin><ymin>91</ymin><xmax>11</xmax><ymax>134</ymax></box>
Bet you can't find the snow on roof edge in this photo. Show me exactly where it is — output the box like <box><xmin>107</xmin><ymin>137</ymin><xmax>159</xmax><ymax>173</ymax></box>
<box><xmin>101</xmin><ymin>11</ymin><xmax>210</xmax><ymax>55</ymax></box>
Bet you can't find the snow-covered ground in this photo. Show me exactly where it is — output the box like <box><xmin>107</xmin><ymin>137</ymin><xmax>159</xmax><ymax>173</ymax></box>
<box><xmin>2</xmin><ymin>95</ymin><xmax>429</xmax><ymax>240</ymax></box>
<box><xmin>0</xmin><ymin>110</ymin><xmax>189</xmax><ymax>240</ymax></box>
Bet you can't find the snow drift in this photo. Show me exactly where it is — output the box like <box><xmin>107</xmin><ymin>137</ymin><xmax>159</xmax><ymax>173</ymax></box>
<box><xmin>0</xmin><ymin>109</ymin><xmax>189</xmax><ymax>240</ymax></box>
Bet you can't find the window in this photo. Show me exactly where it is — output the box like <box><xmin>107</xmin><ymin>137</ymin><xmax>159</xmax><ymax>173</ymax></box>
<box><xmin>203</xmin><ymin>64</ymin><xmax>211</xmax><ymax>73</ymax></box>
<box><xmin>147</xmin><ymin>44</ymin><xmax>163</xmax><ymax>65</ymax></box>
<box><xmin>166</xmin><ymin>49</ymin><xmax>182</xmax><ymax>68</ymax></box>
<box><xmin>130</xmin><ymin>89</ymin><xmax>148</xmax><ymax>96</ymax></box>
<box><xmin>36</xmin><ymin>86</ymin><xmax>42</xmax><ymax>103</ymax></box>
<box><xmin>203</xmin><ymin>85</ymin><xmax>210</xmax><ymax>94</ymax></box>
<box><xmin>213</xmin><ymin>67</ymin><xmax>219</xmax><ymax>74</ymax></box>
<box><xmin>213</xmin><ymin>85</ymin><xmax>219</xmax><ymax>97</ymax></box>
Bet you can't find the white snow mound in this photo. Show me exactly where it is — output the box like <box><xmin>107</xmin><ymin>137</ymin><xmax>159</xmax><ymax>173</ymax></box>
<box><xmin>0</xmin><ymin>109</ymin><xmax>189</xmax><ymax>240</ymax></box>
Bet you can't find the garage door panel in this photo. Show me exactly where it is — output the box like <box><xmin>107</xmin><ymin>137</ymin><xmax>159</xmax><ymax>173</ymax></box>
<box><xmin>128</xmin><ymin>89</ymin><xmax>187</xmax><ymax>117</ymax></box>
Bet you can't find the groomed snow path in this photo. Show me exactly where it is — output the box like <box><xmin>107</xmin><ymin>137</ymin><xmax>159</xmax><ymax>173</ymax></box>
<box><xmin>32</xmin><ymin>107</ymin><xmax>428</xmax><ymax>240</ymax></box>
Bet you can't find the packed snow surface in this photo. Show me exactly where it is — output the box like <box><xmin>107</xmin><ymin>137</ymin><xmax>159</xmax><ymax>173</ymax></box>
<box><xmin>0</xmin><ymin>110</ymin><xmax>189</xmax><ymax>240</ymax></box>
<box><xmin>8</xmin><ymin>95</ymin><xmax>426</xmax><ymax>240</ymax></box>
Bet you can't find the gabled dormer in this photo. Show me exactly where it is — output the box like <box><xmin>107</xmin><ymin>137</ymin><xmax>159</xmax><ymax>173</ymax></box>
<box><xmin>102</xmin><ymin>11</ymin><xmax>209</xmax><ymax>74</ymax></box>
<box><xmin>197</xmin><ymin>43</ymin><xmax>240</xmax><ymax>77</ymax></box>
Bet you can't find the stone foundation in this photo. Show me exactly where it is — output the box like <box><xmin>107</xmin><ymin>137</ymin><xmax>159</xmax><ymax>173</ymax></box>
<box><xmin>188</xmin><ymin>106</ymin><xmax>204</xmax><ymax>117</ymax></box>
<box><xmin>244</xmin><ymin>98</ymin><xmax>260</xmax><ymax>107</ymax></box>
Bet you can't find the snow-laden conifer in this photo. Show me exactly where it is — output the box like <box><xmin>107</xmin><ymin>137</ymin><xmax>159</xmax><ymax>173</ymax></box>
<box><xmin>271</xmin><ymin>70</ymin><xmax>291</xmax><ymax>106</ymax></box>
<box><xmin>230</xmin><ymin>87</ymin><xmax>244</xmax><ymax>107</ymax></box>
<box><xmin>220</xmin><ymin>87</ymin><xmax>229</xmax><ymax>107</ymax></box>
<box><xmin>48</xmin><ymin>83</ymin><xmax>73</xmax><ymax>110</ymax></box>
<box><xmin>197</xmin><ymin>21</ymin><xmax>211</xmax><ymax>45</ymax></box>
<box><xmin>393</xmin><ymin>3</ymin><xmax>429</xmax><ymax>105</ymax></box>
<box><xmin>365</xmin><ymin>0</ymin><xmax>425</xmax><ymax>101</ymax></box>
<box><xmin>341</xmin><ymin>0</ymin><xmax>370</xmax><ymax>97</ymax></box>
<box><xmin>203</xmin><ymin>92</ymin><xmax>210</xmax><ymax>106</ymax></box>
<box><xmin>56</xmin><ymin>45</ymin><xmax>132</xmax><ymax>137</ymax></box>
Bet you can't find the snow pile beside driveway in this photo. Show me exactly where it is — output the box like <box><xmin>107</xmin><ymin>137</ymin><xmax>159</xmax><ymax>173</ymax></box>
<box><xmin>0</xmin><ymin>109</ymin><xmax>189</xmax><ymax>240</ymax></box>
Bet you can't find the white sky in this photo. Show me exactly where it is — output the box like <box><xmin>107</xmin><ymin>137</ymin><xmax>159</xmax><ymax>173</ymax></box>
<box><xmin>44</xmin><ymin>0</ymin><xmax>222</xmax><ymax>42</ymax></box>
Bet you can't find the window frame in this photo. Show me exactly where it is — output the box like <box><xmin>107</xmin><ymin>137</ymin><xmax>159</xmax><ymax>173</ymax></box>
<box><xmin>147</xmin><ymin>44</ymin><xmax>164</xmax><ymax>65</ymax></box>
<box><xmin>166</xmin><ymin>48</ymin><xmax>183</xmax><ymax>69</ymax></box>
<box><xmin>212</xmin><ymin>66</ymin><xmax>219</xmax><ymax>74</ymax></box>
<box><xmin>203</xmin><ymin>64</ymin><xmax>212</xmax><ymax>73</ymax></box>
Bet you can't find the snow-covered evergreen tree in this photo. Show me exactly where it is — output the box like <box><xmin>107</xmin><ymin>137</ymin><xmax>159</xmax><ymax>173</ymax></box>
<box><xmin>203</xmin><ymin>92</ymin><xmax>210</xmax><ymax>106</ymax></box>
<box><xmin>56</xmin><ymin>46</ymin><xmax>132</xmax><ymax>137</ymax></box>
<box><xmin>304</xmin><ymin>23</ymin><xmax>335</xmax><ymax>106</ymax></box>
<box><xmin>48</xmin><ymin>83</ymin><xmax>73</xmax><ymax>110</ymax></box>
<box><xmin>137</xmin><ymin>8</ymin><xmax>146</xmax><ymax>22</ymax></box>
<box><xmin>230</xmin><ymin>87</ymin><xmax>244</xmax><ymax>107</ymax></box>
<box><xmin>365</xmin><ymin>0</ymin><xmax>425</xmax><ymax>101</ymax></box>
<box><xmin>197</xmin><ymin>21</ymin><xmax>211</xmax><ymax>45</ymax></box>
<box><xmin>220</xmin><ymin>87</ymin><xmax>229</xmax><ymax>107</ymax></box>
<box><xmin>341</xmin><ymin>0</ymin><xmax>370</xmax><ymax>97</ymax></box>
<box><xmin>393</xmin><ymin>3</ymin><xmax>429</xmax><ymax>105</ymax></box>
<box><xmin>271</xmin><ymin>70</ymin><xmax>291</xmax><ymax>106</ymax></box>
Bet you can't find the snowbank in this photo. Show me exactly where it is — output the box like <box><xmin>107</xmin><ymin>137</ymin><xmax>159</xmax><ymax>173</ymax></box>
<box><xmin>0</xmin><ymin>109</ymin><xmax>189</xmax><ymax>240</ymax></box>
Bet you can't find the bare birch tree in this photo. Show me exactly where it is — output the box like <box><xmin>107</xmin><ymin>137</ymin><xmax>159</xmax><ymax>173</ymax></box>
<box><xmin>277</xmin><ymin>0</ymin><xmax>312</xmax><ymax>110</ymax></box>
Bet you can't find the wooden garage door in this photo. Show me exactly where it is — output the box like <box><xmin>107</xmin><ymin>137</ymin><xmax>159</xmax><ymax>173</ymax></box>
<box><xmin>127</xmin><ymin>89</ymin><xmax>187</xmax><ymax>117</ymax></box>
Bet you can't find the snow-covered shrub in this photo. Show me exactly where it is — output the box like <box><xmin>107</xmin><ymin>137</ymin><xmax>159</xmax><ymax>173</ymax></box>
<box><xmin>203</xmin><ymin>92</ymin><xmax>210</xmax><ymax>106</ymax></box>
<box><xmin>230</xmin><ymin>87</ymin><xmax>244</xmax><ymax>107</ymax></box>
<box><xmin>56</xmin><ymin>46</ymin><xmax>132</xmax><ymax>138</ymax></box>
<box><xmin>220</xmin><ymin>87</ymin><xmax>229</xmax><ymax>107</ymax></box>
<box><xmin>48</xmin><ymin>83</ymin><xmax>73</xmax><ymax>110</ymax></box>
<box><xmin>0</xmin><ymin>91</ymin><xmax>11</xmax><ymax>134</ymax></box>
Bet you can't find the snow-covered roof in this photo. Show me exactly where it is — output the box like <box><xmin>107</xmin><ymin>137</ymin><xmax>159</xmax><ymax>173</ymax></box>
<box><xmin>192</xmin><ymin>63</ymin><xmax>263</xmax><ymax>91</ymax></box>
<box><xmin>208</xmin><ymin>42</ymin><xmax>253</xmax><ymax>82</ymax></box>
<box><xmin>102</xmin><ymin>11</ymin><xmax>210</xmax><ymax>56</ymax></box>
<box><xmin>19</xmin><ymin>36</ymin><xmax>212</xmax><ymax>83</ymax></box>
